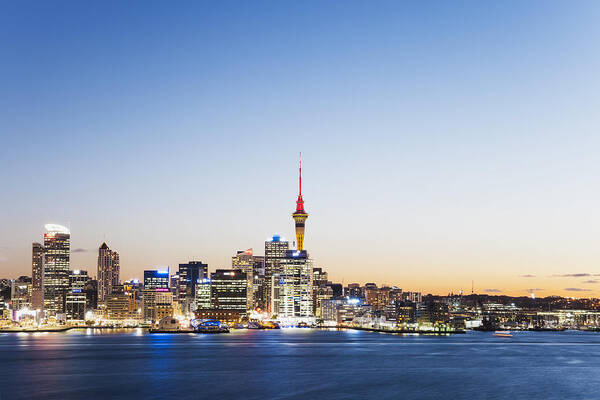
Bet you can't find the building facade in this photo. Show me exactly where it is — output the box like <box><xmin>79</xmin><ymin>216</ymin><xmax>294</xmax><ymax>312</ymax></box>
<box><xmin>97</xmin><ymin>242</ymin><xmax>120</xmax><ymax>303</ymax></box>
<box><xmin>210</xmin><ymin>269</ymin><xmax>247</xmax><ymax>316</ymax></box>
<box><xmin>42</xmin><ymin>224</ymin><xmax>71</xmax><ymax>315</ymax></box>
<box><xmin>264</xmin><ymin>235</ymin><xmax>289</xmax><ymax>315</ymax></box>
<box><xmin>178</xmin><ymin>261</ymin><xmax>208</xmax><ymax>314</ymax></box>
<box><xmin>278</xmin><ymin>250</ymin><xmax>313</xmax><ymax>321</ymax></box>
<box><xmin>31</xmin><ymin>242</ymin><xmax>44</xmax><ymax>310</ymax></box>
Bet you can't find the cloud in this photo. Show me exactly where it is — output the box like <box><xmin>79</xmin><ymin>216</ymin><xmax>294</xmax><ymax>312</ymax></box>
<box><xmin>72</xmin><ymin>248</ymin><xmax>89</xmax><ymax>253</ymax></box>
<box><xmin>484</xmin><ymin>289</ymin><xmax>502</xmax><ymax>293</ymax></box>
<box><xmin>583</xmin><ymin>280</ymin><xmax>599</xmax><ymax>284</ymax></box>
<box><xmin>0</xmin><ymin>255</ymin><xmax>7</xmax><ymax>263</ymax></box>
<box><xmin>525</xmin><ymin>288</ymin><xmax>544</xmax><ymax>293</ymax></box>
<box><xmin>564</xmin><ymin>288</ymin><xmax>592</xmax><ymax>292</ymax></box>
<box><xmin>551</xmin><ymin>273</ymin><xmax>591</xmax><ymax>278</ymax></box>
<box><xmin>520</xmin><ymin>274</ymin><xmax>536</xmax><ymax>278</ymax></box>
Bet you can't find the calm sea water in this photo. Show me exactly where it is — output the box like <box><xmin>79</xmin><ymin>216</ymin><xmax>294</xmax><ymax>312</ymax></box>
<box><xmin>1</xmin><ymin>329</ymin><xmax>599</xmax><ymax>399</ymax></box>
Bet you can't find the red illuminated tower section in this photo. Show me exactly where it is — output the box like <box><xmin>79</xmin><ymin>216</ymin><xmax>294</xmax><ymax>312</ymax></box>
<box><xmin>292</xmin><ymin>153</ymin><xmax>309</xmax><ymax>251</ymax></box>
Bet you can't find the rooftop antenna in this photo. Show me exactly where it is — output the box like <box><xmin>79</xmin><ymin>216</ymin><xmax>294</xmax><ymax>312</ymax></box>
<box><xmin>299</xmin><ymin>152</ymin><xmax>302</xmax><ymax>196</ymax></box>
<box><xmin>471</xmin><ymin>280</ymin><xmax>474</xmax><ymax>295</ymax></box>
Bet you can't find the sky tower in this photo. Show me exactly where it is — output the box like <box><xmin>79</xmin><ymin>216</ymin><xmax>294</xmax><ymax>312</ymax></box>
<box><xmin>292</xmin><ymin>153</ymin><xmax>309</xmax><ymax>251</ymax></box>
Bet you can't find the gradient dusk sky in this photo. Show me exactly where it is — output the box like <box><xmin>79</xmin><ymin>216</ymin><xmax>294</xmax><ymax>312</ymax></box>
<box><xmin>2</xmin><ymin>1</ymin><xmax>600</xmax><ymax>297</ymax></box>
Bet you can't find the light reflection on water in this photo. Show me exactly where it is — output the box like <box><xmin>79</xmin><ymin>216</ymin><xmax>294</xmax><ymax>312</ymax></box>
<box><xmin>1</xmin><ymin>330</ymin><xmax>600</xmax><ymax>399</ymax></box>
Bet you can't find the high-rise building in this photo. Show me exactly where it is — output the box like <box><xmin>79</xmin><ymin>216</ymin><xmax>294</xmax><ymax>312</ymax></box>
<box><xmin>65</xmin><ymin>290</ymin><xmax>86</xmax><ymax>321</ymax></box>
<box><xmin>142</xmin><ymin>269</ymin><xmax>171</xmax><ymax>323</ymax></box>
<box><xmin>10</xmin><ymin>277</ymin><xmax>31</xmax><ymax>312</ymax></box>
<box><xmin>278</xmin><ymin>250</ymin><xmax>313</xmax><ymax>321</ymax></box>
<box><xmin>264</xmin><ymin>235</ymin><xmax>289</xmax><ymax>315</ymax></box>
<box><xmin>69</xmin><ymin>269</ymin><xmax>89</xmax><ymax>290</ymax></box>
<box><xmin>210</xmin><ymin>269</ymin><xmax>247</xmax><ymax>315</ymax></box>
<box><xmin>83</xmin><ymin>279</ymin><xmax>98</xmax><ymax>310</ymax></box>
<box><xmin>105</xmin><ymin>285</ymin><xmax>137</xmax><ymax>321</ymax></box>
<box><xmin>144</xmin><ymin>269</ymin><xmax>169</xmax><ymax>290</ymax></box>
<box><xmin>292</xmin><ymin>153</ymin><xmax>308</xmax><ymax>251</ymax></box>
<box><xmin>31</xmin><ymin>242</ymin><xmax>45</xmax><ymax>310</ymax></box>
<box><xmin>195</xmin><ymin>278</ymin><xmax>211</xmax><ymax>310</ymax></box>
<box><xmin>66</xmin><ymin>269</ymin><xmax>89</xmax><ymax>322</ymax></box>
<box><xmin>97</xmin><ymin>242</ymin><xmax>120</xmax><ymax>303</ymax></box>
<box><xmin>232</xmin><ymin>249</ymin><xmax>264</xmax><ymax>311</ymax></box>
<box><xmin>178</xmin><ymin>261</ymin><xmax>208</xmax><ymax>313</ymax></box>
<box><xmin>312</xmin><ymin>267</ymin><xmax>332</xmax><ymax>317</ymax></box>
<box><xmin>42</xmin><ymin>224</ymin><xmax>70</xmax><ymax>315</ymax></box>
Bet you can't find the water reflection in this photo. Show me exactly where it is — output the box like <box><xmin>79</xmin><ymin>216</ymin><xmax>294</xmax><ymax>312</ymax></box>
<box><xmin>1</xmin><ymin>330</ymin><xmax>600</xmax><ymax>399</ymax></box>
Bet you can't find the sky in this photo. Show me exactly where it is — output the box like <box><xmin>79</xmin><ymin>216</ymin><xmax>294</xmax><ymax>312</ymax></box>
<box><xmin>2</xmin><ymin>1</ymin><xmax>600</xmax><ymax>297</ymax></box>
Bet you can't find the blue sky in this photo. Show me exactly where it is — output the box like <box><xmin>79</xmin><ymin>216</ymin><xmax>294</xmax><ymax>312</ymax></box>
<box><xmin>2</xmin><ymin>1</ymin><xmax>600</xmax><ymax>295</ymax></box>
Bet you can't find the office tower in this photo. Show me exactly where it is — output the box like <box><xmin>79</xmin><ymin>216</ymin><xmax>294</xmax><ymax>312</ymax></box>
<box><xmin>31</xmin><ymin>243</ymin><xmax>45</xmax><ymax>310</ymax></box>
<box><xmin>292</xmin><ymin>153</ymin><xmax>309</xmax><ymax>251</ymax></box>
<box><xmin>210</xmin><ymin>269</ymin><xmax>247</xmax><ymax>315</ymax></box>
<box><xmin>279</xmin><ymin>250</ymin><xmax>313</xmax><ymax>320</ymax></box>
<box><xmin>10</xmin><ymin>277</ymin><xmax>32</xmax><ymax>311</ymax></box>
<box><xmin>264</xmin><ymin>235</ymin><xmax>289</xmax><ymax>315</ymax></box>
<box><xmin>144</xmin><ymin>269</ymin><xmax>169</xmax><ymax>290</ymax></box>
<box><xmin>195</xmin><ymin>278</ymin><xmax>211</xmax><ymax>310</ymax></box>
<box><xmin>65</xmin><ymin>290</ymin><xmax>86</xmax><ymax>321</ymax></box>
<box><xmin>105</xmin><ymin>285</ymin><xmax>137</xmax><ymax>320</ymax></box>
<box><xmin>312</xmin><ymin>268</ymin><xmax>331</xmax><ymax>317</ymax></box>
<box><xmin>97</xmin><ymin>242</ymin><xmax>120</xmax><ymax>303</ymax></box>
<box><xmin>83</xmin><ymin>279</ymin><xmax>98</xmax><ymax>310</ymax></box>
<box><xmin>66</xmin><ymin>269</ymin><xmax>88</xmax><ymax>321</ymax></box>
<box><xmin>143</xmin><ymin>269</ymin><xmax>171</xmax><ymax>323</ymax></box>
<box><xmin>69</xmin><ymin>269</ymin><xmax>89</xmax><ymax>290</ymax></box>
<box><xmin>178</xmin><ymin>261</ymin><xmax>208</xmax><ymax>313</ymax></box>
<box><xmin>43</xmin><ymin>224</ymin><xmax>70</xmax><ymax>315</ymax></box>
<box><xmin>232</xmin><ymin>249</ymin><xmax>264</xmax><ymax>311</ymax></box>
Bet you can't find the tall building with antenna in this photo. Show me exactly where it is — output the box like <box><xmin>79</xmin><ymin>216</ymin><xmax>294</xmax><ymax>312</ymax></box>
<box><xmin>292</xmin><ymin>153</ymin><xmax>309</xmax><ymax>251</ymax></box>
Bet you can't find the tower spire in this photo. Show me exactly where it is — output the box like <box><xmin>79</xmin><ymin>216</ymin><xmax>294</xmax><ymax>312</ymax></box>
<box><xmin>293</xmin><ymin>153</ymin><xmax>308</xmax><ymax>251</ymax></box>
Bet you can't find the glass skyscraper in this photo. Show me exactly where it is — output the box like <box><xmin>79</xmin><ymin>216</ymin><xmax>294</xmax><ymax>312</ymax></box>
<box><xmin>42</xmin><ymin>224</ymin><xmax>70</xmax><ymax>315</ymax></box>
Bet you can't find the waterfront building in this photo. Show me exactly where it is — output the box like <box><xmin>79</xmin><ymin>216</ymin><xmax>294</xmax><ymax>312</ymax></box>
<box><xmin>292</xmin><ymin>153</ymin><xmax>308</xmax><ymax>251</ymax></box>
<box><xmin>178</xmin><ymin>261</ymin><xmax>208</xmax><ymax>314</ymax></box>
<box><xmin>194</xmin><ymin>309</ymin><xmax>243</xmax><ymax>325</ymax></box>
<box><xmin>83</xmin><ymin>279</ymin><xmax>98</xmax><ymax>310</ymax></box>
<box><xmin>31</xmin><ymin>242</ymin><xmax>44</xmax><ymax>310</ymax></box>
<box><xmin>42</xmin><ymin>224</ymin><xmax>70</xmax><ymax>315</ymax></box>
<box><xmin>154</xmin><ymin>291</ymin><xmax>174</xmax><ymax>321</ymax></box>
<box><xmin>142</xmin><ymin>269</ymin><xmax>171</xmax><ymax>323</ymax></box>
<box><xmin>144</xmin><ymin>269</ymin><xmax>169</xmax><ymax>290</ymax></box>
<box><xmin>65</xmin><ymin>269</ymin><xmax>89</xmax><ymax>322</ymax></box>
<box><xmin>278</xmin><ymin>250</ymin><xmax>313</xmax><ymax>321</ymax></box>
<box><xmin>232</xmin><ymin>249</ymin><xmax>264</xmax><ymax>310</ymax></box>
<box><xmin>210</xmin><ymin>269</ymin><xmax>247</xmax><ymax>315</ymax></box>
<box><xmin>97</xmin><ymin>242</ymin><xmax>120</xmax><ymax>303</ymax></box>
<box><xmin>312</xmin><ymin>267</ymin><xmax>331</xmax><ymax>317</ymax></box>
<box><xmin>264</xmin><ymin>235</ymin><xmax>289</xmax><ymax>315</ymax></box>
<box><xmin>65</xmin><ymin>289</ymin><xmax>86</xmax><ymax>321</ymax></box>
<box><xmin>10</xmin><ymin>277</ymin><xmax>31</xmax><ymax>312</ymax></box>
<box><xmin>105</xmin><ymin>285</ymin><xmax>137</xmax><ymax>320</ymax></box>
<box><xmin>195</xmin><ymin>278</ymin><xmax>211</xmax><ymax>310</ymax></box>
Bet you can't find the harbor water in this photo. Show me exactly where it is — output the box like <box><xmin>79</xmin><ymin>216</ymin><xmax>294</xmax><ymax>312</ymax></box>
<box><xmin>1</xmin><ymin>329</ymin><xmax>599</xmax><ymax>399</ymax></box>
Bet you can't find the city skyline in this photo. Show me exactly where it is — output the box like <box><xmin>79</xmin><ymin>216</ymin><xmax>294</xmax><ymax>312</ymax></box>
<box><xmin>3</xmin><ymin>2</ymin><xmax>600</xmax><ymax>297</ymax></box>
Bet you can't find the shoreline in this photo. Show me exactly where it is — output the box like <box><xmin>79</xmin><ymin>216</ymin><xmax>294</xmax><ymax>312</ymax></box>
<box><xmin>1</xmin><ymin>326</ymin><xmax>594</xmax><ymax>334</ymax></box>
